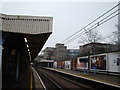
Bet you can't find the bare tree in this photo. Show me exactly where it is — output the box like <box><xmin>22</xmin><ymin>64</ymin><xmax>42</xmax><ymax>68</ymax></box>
<box><xmin>78</xmin><ymin>28</ymin><xmax>103</xmax><ymax>74</ymax></box>
<box><xmin>117</xmin><ymin>24</ymin><xmax>120</xmax><ymax>51</ymax></box>
<box><xmin>110</xmin><ymin>25</ymin><xmax>120</xmax><ymax>51</ymax></box>
<box><xmin>78</xmin><ymin>28</ymin><xmax>102</xmax><ymax>44</ymax></box>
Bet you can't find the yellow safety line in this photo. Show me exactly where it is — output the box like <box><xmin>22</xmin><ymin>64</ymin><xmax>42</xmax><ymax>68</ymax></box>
<box><xmin>30</xmin><ymin>69</ymin><xmax>32</xmax><ymax>90</ymax></box>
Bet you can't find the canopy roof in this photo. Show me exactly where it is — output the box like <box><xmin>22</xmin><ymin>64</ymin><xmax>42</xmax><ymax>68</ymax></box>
<box><xmin>1</xmin><ymin>14</ymin><xmax>53</xmax><ymax>60</ymax></box>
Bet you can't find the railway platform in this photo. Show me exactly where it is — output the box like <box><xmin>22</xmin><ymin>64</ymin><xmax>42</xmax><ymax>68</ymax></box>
<box><xmin>2</xmin><ymin>66</ymin><xmax>32</xmax><ymax>89</ymax></box>
<box><xmin>32</xmin><ymin>67</ymin><xmax>44</xmax><ymax>89</ymax></box>
<box><xmin>7</xmin><ymin>66</ymin><xmax>118</xmax><ymax>89</ymax></box>
<box><xmin>2</xmin><ymin>66</ymin><xmax>44</xmax><ymax>89</ymax></box>
<box><xmin>44</xmin><ymin>67</ymin><xmax>120</xmax><ymax>88</ymax></box>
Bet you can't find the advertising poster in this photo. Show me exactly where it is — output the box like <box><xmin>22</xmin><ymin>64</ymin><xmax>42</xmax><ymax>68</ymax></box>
<box><xmin>65</xmin><ymin>60</ymin><xmax>71</xmax><ymax>70</ymax></box>
<box><xmin>91</xmin><ymin>55</ymin><xmax>106</xmax><ymax>70</ymax></box>
<box><xmin>53</xmin><ymin>62</ymin><xmax>57</xmax><ymax>68</ymax></box>
<box><xmin>108</xmin><ymin>52</ymin><xmax>120</xmax><ymax>72</ymax></box>
<box><xmin>77</xmin><ymin>57</ymin><xmax>88</xmax><ymax>69</ymax></box>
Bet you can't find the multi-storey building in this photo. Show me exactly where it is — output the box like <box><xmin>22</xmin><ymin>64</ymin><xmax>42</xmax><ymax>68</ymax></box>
<box><xmin>55</xmin><ymin>43</ymin><xmax>67</xmax><ymax>60</ymax></box>
<box><xmin>43</xmin><ymin>47</ymin><xmax>56</xmax><ymax>60</ymax></box>
<box><xmin>79</xmin><ymin>42</ymin><xmax>117</xmax><ymax>56</ymax></box>
<box><xmin>42</xmin><ymin>43</ymin><xmax>67</xmax><ymax>61</ymax></box>
<box><xmin>66</xmin><ymin>49</ymin><xmax>80</xmax><ymax>59</ymax></box>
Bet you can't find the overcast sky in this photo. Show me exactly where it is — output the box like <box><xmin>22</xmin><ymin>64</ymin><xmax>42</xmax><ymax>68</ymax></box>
<box><xmin>0</xmin><ymin>2</ymin><xmax>119</xmax><ymax>54</ymax></box>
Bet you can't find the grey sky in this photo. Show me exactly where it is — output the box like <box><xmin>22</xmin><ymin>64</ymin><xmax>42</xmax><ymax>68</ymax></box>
<box><xmin>1</xmin><ymin>2</ymin><xmax>118</xmax><ymax>53</ymax></box>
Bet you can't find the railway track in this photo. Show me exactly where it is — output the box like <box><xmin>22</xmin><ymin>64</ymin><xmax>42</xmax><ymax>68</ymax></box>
<box><xmin>34</xmin><ymin>67</ymin><xmax>94</xmax><ymax>90</ymax></box>
<box><xmin>38</xmin><ymin>70</ymin><xmax>62</xmax><ymax>89</ymax></box>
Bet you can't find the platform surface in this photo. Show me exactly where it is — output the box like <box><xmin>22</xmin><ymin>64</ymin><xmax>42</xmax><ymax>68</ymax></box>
<box><xmin>45</xmin><ymin>67</ymin><xmax>120</xmax><ymax>87</ymax></box>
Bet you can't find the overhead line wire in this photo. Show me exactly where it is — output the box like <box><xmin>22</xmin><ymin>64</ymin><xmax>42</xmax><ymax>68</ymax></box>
<box><xmin>64</xmin><ymin>12</ymin><xmax>120</xmax><ymax>44</ymax></box>
<box><xmin>62</xmin><ymin>3</ymin><xmax>120</xmax><ymax>43</ymax></box>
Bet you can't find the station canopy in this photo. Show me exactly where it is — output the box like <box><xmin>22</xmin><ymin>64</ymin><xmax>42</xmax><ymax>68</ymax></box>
<box><xmin>0</xmin><ymin>14</ymin><xmax>53</xmax><ymax>60</ymax></box>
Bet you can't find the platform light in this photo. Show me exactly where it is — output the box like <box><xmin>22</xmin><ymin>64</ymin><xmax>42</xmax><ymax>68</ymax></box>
<box><xmin>24</xmin><ymin>38</ymin><xmax>27</xmax><ymax>43</ymax></box>
<box><xmin>28</xmin><ymin>51</ymin><xmax>31</xmax><ymax>61</ymax></box>
<box><xmin>26</xmin><ymin>44</ymin><xmax>29</xmax><ymax>48</ymax></box>
<box><xmin>28</xmin><ymin>49</ymin><xmax>30</xmax><ymax>52</ymax></box>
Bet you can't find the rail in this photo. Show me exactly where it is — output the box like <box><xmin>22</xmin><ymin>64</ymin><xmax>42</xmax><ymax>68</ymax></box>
<box><xmin>43</xmin><ymin>67</ymin><xmax>120</xmax><ymax>89</ymax></box>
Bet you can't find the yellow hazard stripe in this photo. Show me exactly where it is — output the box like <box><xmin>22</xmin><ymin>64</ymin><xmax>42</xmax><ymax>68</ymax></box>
<box><xmin>30</xmin><ymin>70</ymin><xmax>32</xmax><ymax>90</ymax></box>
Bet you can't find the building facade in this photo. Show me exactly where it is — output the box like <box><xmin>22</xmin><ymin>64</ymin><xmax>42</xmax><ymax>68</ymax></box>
<box><xmin>66</xmin><ymin>49</ymin><xmax>80</xmax><ymax>59</ymax></box>
<box><xmin>42</xmin><ymin>43</ymin><xmax>68</xmax><ymax>61</ymax></box>
<box><xmin>55</xmin><ymin>43</ymin><xmax>67</xmax><ymax>60</ymax></box>
<box><xmin>43</xmin><ymin>47</ymin><xmax>56</xmax><ymax>60</ymax></box>
<box><xmin>79</xmin><ymin>42</ymin><xmax>116</xmax><ymax>56</ymax></box>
